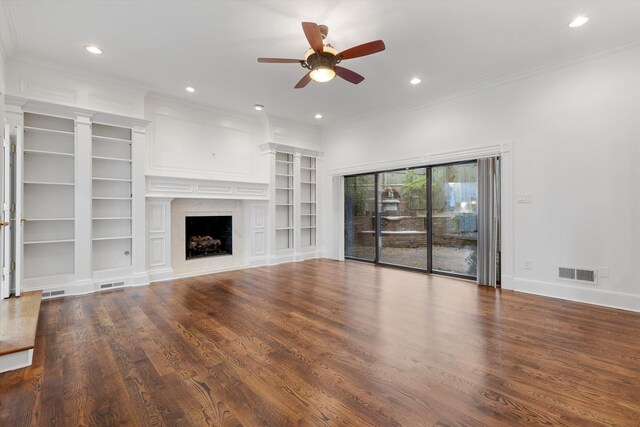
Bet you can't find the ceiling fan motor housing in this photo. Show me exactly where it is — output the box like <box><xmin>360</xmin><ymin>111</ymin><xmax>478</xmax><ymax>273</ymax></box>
<box><xmin>304</xmin><ymin>51</ymin><xmax>341</xmax><ymax>71</ymax></box>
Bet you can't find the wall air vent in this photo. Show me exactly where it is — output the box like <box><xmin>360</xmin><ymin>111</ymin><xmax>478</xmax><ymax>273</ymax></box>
<box><xmin>559</xmin><ymin>266</ymin><xmax>597</xmax><ymax>284</ymax></box>
<box><xmin>576</xmin><ymin>269</ymin><xmax>596</xmax><ymax>283</ymax></box>
<box><xmin>558</xmin><ymin>267</ymin><xmax>575</xmax><ymax>280</ymax></box>
<box><xmin>42</xmin><ymin>290</ymin><xmax>66</xmax><ymax>298</ymax></box>
<box><xmin>100</xmin><ymin>283</ymin><xmax>113</xmax><ymax>289</ymax></box>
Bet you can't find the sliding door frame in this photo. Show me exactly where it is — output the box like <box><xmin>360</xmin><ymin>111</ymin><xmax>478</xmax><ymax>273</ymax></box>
<box><xmin>343</xmin><ymin>171</ymin><xmax>377</xmax><ymax>264</ymax></box>
<box><xmin>344</xmin><ymin>159</ymin><xmax>489</xmax><ymax>281</ymax></box>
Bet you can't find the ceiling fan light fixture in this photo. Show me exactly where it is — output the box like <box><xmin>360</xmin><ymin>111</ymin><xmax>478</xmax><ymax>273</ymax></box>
<box><xmin>310</xmin><ymin>66</ymin><xmax>336</xmax><ymax>83</ymax></box>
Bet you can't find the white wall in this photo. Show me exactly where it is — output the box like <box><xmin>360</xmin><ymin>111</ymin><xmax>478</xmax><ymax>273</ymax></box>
<box><xmin>321</xmin><ymin>46</ymin><xmax>640</xmax><ymax>312</ymax></box>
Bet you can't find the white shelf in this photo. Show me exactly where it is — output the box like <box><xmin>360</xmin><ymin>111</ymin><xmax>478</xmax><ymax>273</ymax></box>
<box><xmin>92</xmin><ymin>177</ymin><xmax>132</xmax><ymax>182</ymax></box>
<box><xmin>276</xmin><ymin>203</ymin><xmax>294</xmax><ymax>206</ymax></box>
<box><xmin>92</xmin><ymin>236</ymin><xmax>132</xmax><ymax>241</ymax></box>
<box><xmin>24</xmin><ymin>181</ymin><xmax>74</xmax><ymax>186</ymax></box>
<box><xmin>24</xmin><ymin>149</ymin><xmax>74</xmax><ymax>157</ymax></box>
<box><xmin>276</xmin><ymin>227</ymin><xmax>294</xmax><ymax>230</ymax></box>
<box><xmin>24</xmin><ymin>238</ymin><xmax>75</xmax><ymax>245</ymax></box>
<box><xmin>92</xmin><ymin>197</ymin><xmax>132</xmax><ymax>200</ymax></box>
<box><xmin>301</xmin><ymin>201</ymin><xmax>316</xmax><ymax>204</ymax></box>
<box><xmin>25</xmin><ymin>217</ymin><xmax>74</xmax><ymax>222</ymax></box>
<box><xmin>301</xmin><ymin>214</ymin><xmax>317</xmax><ymax>216</ymax></box>
<box><xmin>276</xmin><ymin>160</ymin><xmax>293</xmax><ymax>164</ymax></box>
<box><xmin>301</xmin><ymin>226</ymin><xmax>317</xmax><ymax>229</ymax></box>
<box><xmin>24</xmin><ymin>126</ymin><xmax>74</xmax><ymax>136</ymax></box>
<box><xmin>93</xmin><ymin>217</ymin><xmax>132</xmax><ymax>220</ymax></box>
<box><xmin>301</xmin><ymin>181</ymin><xmax>316</xmax><ymax>184</ymax></box>
<box><xmin>300</xmin><ymin>167</ymin><xmax>316</xmax><ymax>171</ymax></box>
<box><xmin>92</xmin><ymin>135</ymin><xmax>131</xmax><ymax>144</ymax></box>
<box><xmin>276</xmin><ymin>187</ymin><xmax>293</xmax><ymax>190</ymax></box>
<box><xmin>276</xmin><ymin>174</ymin><xmax>293</xmax><ymax>177</ymax></box>
<box><xmin>92</xmin><ymin>156</ymin><xmax>132</xmax><ymax>163</ymax></box>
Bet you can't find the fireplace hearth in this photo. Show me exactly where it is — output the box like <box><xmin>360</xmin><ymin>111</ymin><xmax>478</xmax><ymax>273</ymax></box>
<box><xmin>185</xmin><ymin>216</ymin><xmax>232</xmax><ymax>260</ymax></box>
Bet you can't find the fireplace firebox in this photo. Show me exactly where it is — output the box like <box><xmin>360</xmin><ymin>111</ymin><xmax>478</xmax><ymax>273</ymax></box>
<box><xmin>185</xmin><ymin>216</ymin><xmax>232</xmax><ymax>260</ymax></box>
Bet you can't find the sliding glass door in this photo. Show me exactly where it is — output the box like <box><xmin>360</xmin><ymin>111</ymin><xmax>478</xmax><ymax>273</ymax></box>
<box><xmin>344</xmin><ymin>160</ymin><xmax>484</xmax><ymax>280</ymax></box>
<box><xmin>431</xmin><ymin>162</ymin><xmax>478</xmax><ymax>277</ymax></box>
<box><xmin>378</xmin><ymin>168</ymin><xmax>428</xmax><ymax>269</ymax></box>
<box><xmin>344</xmin><ymin>174</ymin><xmax>376</xmax><ymax>261</ymax></box>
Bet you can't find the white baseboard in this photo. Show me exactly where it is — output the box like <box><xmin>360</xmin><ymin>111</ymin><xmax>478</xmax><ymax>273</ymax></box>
<box><xmin>147</xmin><ymin>268</ymin><xmax>175</xmax><ymax>282</ymax></box>
<box><xmin>0</xmin><ymin>349</ymin><xmax>34</xmax><ymax>374</ymax></box>
<box><xmin>513</xmin><ymin>277</ymin><xmax>640</xmax><ymax>313</ymax></box>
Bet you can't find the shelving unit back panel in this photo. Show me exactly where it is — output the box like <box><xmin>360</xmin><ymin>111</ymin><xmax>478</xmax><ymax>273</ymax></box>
<box><xmin>275</xmin><ymin>229</ymin><xmax>293</xmax><ymax>250</ymax></box>
<box><xmin>24</xmin><ymin>221</ymin><xmax>74</xmax><ymax>242</ymax></box>
<box><xmin>92</xmin><ymin>239</ymin><xmax>132</xmax><ymax>271</ymax></box>
<box><xmin>92</xmin><ymin>199</ymin><xmax>132</xmax><ymax>218</ymax></box>
<box><xmin>275</xmin><ymin>205</ymin><xmax>293</xmax><ymax>228</ymax></box>
<box><xmin>24</xmin><ymin>185</ymin><xmax>74</xmax><ymax>218</ymax></box>
<box><xmin>92</xmin><ymin>180</ymin><xmax>131</xmax><ymax>198</ymax></box>
<box><xmin>24</xmin><ymin>131</ymin><xmax>74</xmax><ymax>154</ymax></box>
<box><xmin>24</xmin><ymin>242</ymin><xmax>74</xmax><ymax>278</ymax></box>
<box><xmin>92</xmin><ymin>159</ymin><xmax>132</xmax><ymax>180</ymax></box>
<box><xmin>92</xmin><ymin>123</ymin><xmax>132</xmax><ymax>140</ymax></box>
<box><xmin>24</xmin><ymin>113</ymin><xmax>74</xmax><ymax>133</ymax></box>
<box><xmin>24</xmin><ymin>154</ymin><xmax>75</xmax><ymax>183</ymax></box>
<box><xmin>92</xmin><ymin>139</ymin><xmax>131</xmax><ymax>159</ymax></box>
<box><xmin>93</xmin><ymin>220</ymin><xmax>131</xmax><ymax>239</ymax></box>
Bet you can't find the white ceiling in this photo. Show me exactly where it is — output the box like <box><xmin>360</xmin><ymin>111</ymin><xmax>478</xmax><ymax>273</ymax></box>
<box><xmin>2</xmin><ymin>0</ymin><xmax>640</xmax><ymax>126</ymax></box>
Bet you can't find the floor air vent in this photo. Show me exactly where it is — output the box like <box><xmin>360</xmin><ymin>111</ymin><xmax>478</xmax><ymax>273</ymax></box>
<box><xmin>559</xmin><ymin>266</ymin><xmax>597</xmax><ymax>284</ymax></box>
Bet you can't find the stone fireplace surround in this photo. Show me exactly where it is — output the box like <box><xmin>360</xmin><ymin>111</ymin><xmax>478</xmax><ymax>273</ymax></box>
<box><xmin>172</xmin><ymin>198</ymin><xmax>245</xmax><ymax>276</ymax></box>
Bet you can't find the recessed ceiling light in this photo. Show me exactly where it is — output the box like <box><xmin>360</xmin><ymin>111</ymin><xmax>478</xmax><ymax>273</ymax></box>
<box><xmin>569</xmin><ymin>16</ymin><xmax>589</xmax><ymax>28</ymax></box>
<box><xmin>253</xmin><ymin>104</ymin><xmax>264</xmax><ymax>111</ymax></box>
<box><xmin>85</xmin><ymin>45</ymin><xmax>102</xmax><ymax>55</ymax></box>
<box><xmin>410</xmin><ymin>77</ymin><xmax>422</xmax><ymax>85</ymax></box>
<box><xmin>314</xmin><ymin>114</ymin><xmax>323</xmax><ymax>119</ymax></box>
<box><xmin>185</xmin><ymin>86</ymin><xmax>196</xmax><ymax>93</ymax></box>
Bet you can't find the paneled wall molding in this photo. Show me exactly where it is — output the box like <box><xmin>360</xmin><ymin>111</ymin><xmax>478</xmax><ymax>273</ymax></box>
<box><xmin>146</xmin><ymin>175</ymin><xmax>269</xmax><ymax>200</ymax></box>
<box><xmin>328</xmin><ymin>142</ymin><xmax>510</xmax><ymax>176</ymax></box>
<box><xmin>6</xmin><ymin>58</ymin><xmax>148</xmax><ymax>118</ymax></box>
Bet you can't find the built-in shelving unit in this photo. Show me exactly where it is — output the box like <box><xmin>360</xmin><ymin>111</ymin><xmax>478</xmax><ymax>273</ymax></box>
<box><xmin>91</xmin><ymin>123</ymin><xmax>133</xmax><ymax>272</ymax></box>
<box><xmin>22</xmin><ymin>113</ymin><xmax>76</xmax><ymax>279</ymax></box>
<box><xmin>300</xmin><ymin>155</ymin><xmax>317</xmax><ymax>248</ymax></box>
<box><xmin>275</xmin><ymin>152</ymin><xmax>294</xmax><ymax>249</ymax></box>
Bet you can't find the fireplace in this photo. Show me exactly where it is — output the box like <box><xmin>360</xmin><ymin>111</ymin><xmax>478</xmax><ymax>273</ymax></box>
<box><xmin>185</xmin><ymin>215</ymin><xmax>232</xmax><ymax>260</ymax></box>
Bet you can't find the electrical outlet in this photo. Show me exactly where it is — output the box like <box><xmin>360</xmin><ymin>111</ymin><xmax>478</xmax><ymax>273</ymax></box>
<box><xmin>598</xmin><ymin>267</ymin><xmax>609</xmax><ymax>278</ymax></box>
<box><xmin>524</xmin><ymin>259</ymin><xmax>533</xmax><ymax>270</ymax></box>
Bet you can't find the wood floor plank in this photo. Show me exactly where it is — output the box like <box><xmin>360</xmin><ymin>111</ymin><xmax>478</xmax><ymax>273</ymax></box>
<box><xmin>2</xmin><ymin>259</ymin><xmax>640</xmax><ymax>426</ymax></box>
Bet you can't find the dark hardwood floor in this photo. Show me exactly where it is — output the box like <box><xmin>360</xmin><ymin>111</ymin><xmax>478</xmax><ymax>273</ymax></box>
<box><xmin>1</xmin><ymin>259</ymin><xmax>639</xmax><ymax>426</ymax></box>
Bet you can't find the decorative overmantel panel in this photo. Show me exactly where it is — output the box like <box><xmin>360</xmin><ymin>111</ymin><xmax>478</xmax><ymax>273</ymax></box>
<box><xmin>146</xmin><ymin>175</ymin><xmax>268</xmax><ymax>200</ymax></box>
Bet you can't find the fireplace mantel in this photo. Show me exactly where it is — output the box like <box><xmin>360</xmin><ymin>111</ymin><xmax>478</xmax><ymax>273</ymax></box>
<box><xmin>145</xmin><ymin>175</ymin><xmax>269</xmax><ymax>200</ymax></box>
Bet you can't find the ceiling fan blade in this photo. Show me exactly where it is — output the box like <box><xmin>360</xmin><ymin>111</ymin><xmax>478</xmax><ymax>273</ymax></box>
<box><xmin>295</xmin><ymin>72</ymin><xmax>313</xmax><ymax>89</ymax></box>
<box><xmin>339</xmin><ymin>40</ymin><xmax>386</xmax><ymax>60</ymax></box>
<box><xmin>257</xmin><ymin>58</ymin><xmax>304</xmax><ymax>64</ymax></box>
<box><xmin>302</xmin><ymin>22</ymin><xmax>324</xmax><ymax>53</ymax></box>
<box><xmin>335</xmin><ymin>66</ymin><xmax>365</xmax><ymax>84</ymax></box>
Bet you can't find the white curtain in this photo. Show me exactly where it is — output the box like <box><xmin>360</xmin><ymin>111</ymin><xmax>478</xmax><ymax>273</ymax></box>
<box><xmin>477</xmin><ymin>157</ymin><xmax>499</xmax><ymax>286</ymax></box>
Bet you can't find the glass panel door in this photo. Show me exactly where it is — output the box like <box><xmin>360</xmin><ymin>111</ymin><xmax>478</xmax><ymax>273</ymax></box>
<box><xmin>430</xmin><ymin>162</ymin><xmax>478</xmax><ymax>277</ymax></box>
<box><xmin>344</xmin><ymin>174</ymin><xmax>376</xmax><ymax>261</ymax></box>
<box><xmin>377</xmin><ymin>168</ymin><xmax>428</xmax><ymax>269</ymax></box>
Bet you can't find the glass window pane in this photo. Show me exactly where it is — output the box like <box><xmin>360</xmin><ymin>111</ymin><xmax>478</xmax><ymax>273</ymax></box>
<box><xmin>431</xmin><ymin>162</ymin><xmax>478</xmax><ymax>276</ymax></box>
<box><xmin>344</xmin><ymin>174</ymin><xmax>376</xmax><ymax>261</ymax></box>
<box><xmin>378</xmin><ymin>168</ymin><xmax>428</xmax><ymax>269</ymax></box>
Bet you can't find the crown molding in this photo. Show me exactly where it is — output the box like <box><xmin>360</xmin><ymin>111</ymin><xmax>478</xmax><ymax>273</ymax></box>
<box><xmin>324</xmin><ymin>28</ymin><xmax>640</xmax><ymax>136</ymax></box>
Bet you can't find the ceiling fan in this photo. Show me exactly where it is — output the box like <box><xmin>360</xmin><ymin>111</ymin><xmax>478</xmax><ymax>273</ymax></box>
<box><xmin>257</xmin><ymin>22</ymin><xmax>385</xmax><ymax>89</ymax></box>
